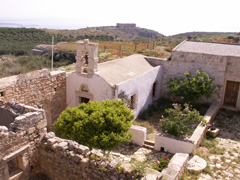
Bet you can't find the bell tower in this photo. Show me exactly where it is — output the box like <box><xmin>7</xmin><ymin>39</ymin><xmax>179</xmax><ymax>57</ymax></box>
<box><xmin>75</xmin><ymin>39</ymin><xmax>99</xmax><ymax>77</ymax></box>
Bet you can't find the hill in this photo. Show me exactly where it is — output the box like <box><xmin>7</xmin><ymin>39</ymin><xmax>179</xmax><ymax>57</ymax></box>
<box><xmin>170</xmin><ymin>31</ymin><xmax>239</xmax><ymax>37</ymax></box>
<box><xmin>45</xmin><ymin>25</ymin><xmax>164</xmax><ymax>41</ymax></box>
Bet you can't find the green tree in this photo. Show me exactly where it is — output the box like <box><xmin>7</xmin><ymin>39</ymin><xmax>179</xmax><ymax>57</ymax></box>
<box><xmin>166</xmin><ymin>71</ymin><xmax>218</xmax><ymax>103</ymax></box>
<box><xmin>54</xmin><ymin>99</ymin><xmax>134</xmax><ymax>151</ymax></box>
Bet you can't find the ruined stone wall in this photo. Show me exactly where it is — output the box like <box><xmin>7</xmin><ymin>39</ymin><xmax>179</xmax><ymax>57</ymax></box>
<box><xmin>0</xmin><ymin>101</ymin><xmax>47</xmax><ymax>180</ymax></box>
<box><xmin>37</xmin><ymin>133</ymin><xmax>140</xmax><ymax>180</ymax></box>
<box><xmin>0</xmin><ymin>69</ymin><xmax>66</xmax><ymax>130</ymax></box>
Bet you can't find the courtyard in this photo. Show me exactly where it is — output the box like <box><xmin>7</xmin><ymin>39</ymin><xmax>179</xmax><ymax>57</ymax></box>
<box><xmin>182</xmin><ymin>109</ymin><xmax>240</xmax><ymax>180</ymax></box>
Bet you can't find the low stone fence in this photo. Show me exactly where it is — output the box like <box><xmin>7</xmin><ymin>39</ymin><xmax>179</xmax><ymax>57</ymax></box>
<box><xmin>38</xmin><ymin>132</ymin><xmax>161</xmax><ymax>180</ymax></box>
<box><xmin>154</xmin><ymin>101</ymin><xmax>221</xmax><ymax>154</ymax></box>
<box><xmin>0</xmin><ymin>101</ymin><xmax>47</xmax><ymax>180</ymax></box>
<box><xmin>128</xmin><ymin>125</ymin><xmax>147</xmax><ymax>146</ymax></box>
<box><xmin>162</xmin><ymin>153</ymin><xmax>189</xmax><ymax>180</ymax></box>
<box><xmin>155</xmin><ymin>134</ymin><xmax>194</xmax><ymax>154</ymax></box>
<box><xmin>190</xmin><ymin>101</ymin><xmax>221</xmax><ymax>152</ymax></box>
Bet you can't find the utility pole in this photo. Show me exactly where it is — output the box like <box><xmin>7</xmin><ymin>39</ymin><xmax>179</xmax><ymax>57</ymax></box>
<box><xmin>51</xmin><ymin>35</ymin><xmax>54</xmax><ymax>71</ymax></box>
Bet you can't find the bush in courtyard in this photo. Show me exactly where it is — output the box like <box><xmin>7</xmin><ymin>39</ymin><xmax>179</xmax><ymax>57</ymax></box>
<box><xmin>161</xmin><ymin>103</ymin><xmax>205</xmax><ymax>137</ymax></box>
<box><xmin>166</xmin><ymin>71</ymin><xmax>218</xmax><ymax>103</ymax></box>
<box><xmin>54</xmin><ymin>99</ymin><xmax>134</xmax><ymax>151</ymax></box>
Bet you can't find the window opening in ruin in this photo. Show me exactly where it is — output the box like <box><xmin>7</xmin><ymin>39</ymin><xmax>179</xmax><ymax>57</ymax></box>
<box><xmin>0</xmin><ymin>91</ymin><xmax>4</xmax><ymax>97</ymax></box>
<box><xmin>130</xmin><ymin>94</ymin><xmax>137</xmax><ymax>110</ymax></box>
<box><xmin>79</xmin><ymin>97</ymin><xmax>90</xmax><ymax>104</ymax></box>
<box><xmin>152</xmin><ymin>82</ymin><xmax>157</xmax><ymax>98</ymax></box>
<box><xmin>7</xmin><ymin>155</ymin><xmax>24</xmax><ymax>179</ymax></box>
<box><xmin>160</xmin><ymin>147</ymin><xmax>165</xmax><ymax>152</ymax></box>
<box><xmin>54</xmin><ymin>88</ymin><xmax>57</xmax><ymax>92</ymax></box>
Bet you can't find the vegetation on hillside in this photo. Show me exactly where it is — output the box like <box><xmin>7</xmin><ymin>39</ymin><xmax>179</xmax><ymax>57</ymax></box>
<box><xmin>0</xmin><ymin>28</ymin><xmax>52</xmax><ymax>55</ymax></box>
<box><xmin>45</xmin><ymin>26</ymin><xmax>164</xmax><ymax>41</ymax></box>
<box><xmin>0</xmin><ymin>28</ymin><xmax>116</xmax><ymax>56</ymax></box>
<box><xmin>0</xmin><ymin>56</ymin><xmax>51</xmax><ymax>78</ymax></box>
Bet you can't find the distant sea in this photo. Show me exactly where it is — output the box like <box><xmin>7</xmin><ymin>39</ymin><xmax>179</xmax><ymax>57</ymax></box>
<box><xmin>0</xmin><ymin>18</ymin><xmax>95</xmax><ymax>30</ymax></box>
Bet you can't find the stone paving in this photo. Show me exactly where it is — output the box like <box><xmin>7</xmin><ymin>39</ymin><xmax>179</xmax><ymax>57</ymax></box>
<box><xmin>108</xmin><ymin>143</ymin><xmax>173</xmax><ymax>166</ymax></box>
<box><xmin>198</xmin><ymin>110</ymin><xmax>240</xmax><ymax>180</ymax></box>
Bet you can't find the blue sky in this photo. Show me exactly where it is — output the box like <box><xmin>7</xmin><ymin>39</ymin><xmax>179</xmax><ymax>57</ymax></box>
<box><xmin>0</xmin><ymin>0</ymin><xmax>239</xmax><ymax>35</ymax></box>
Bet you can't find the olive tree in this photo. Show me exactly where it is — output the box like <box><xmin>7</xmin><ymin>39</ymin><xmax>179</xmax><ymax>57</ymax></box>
<box><xmin>166</xmin><ymin>71</ymin><xmax>218</xmax><ymax>103</ymax></box>
<box><xmin>54</xmin><ymin>99</ymin><xmax>134</xmax><ymax>151</ymax></box>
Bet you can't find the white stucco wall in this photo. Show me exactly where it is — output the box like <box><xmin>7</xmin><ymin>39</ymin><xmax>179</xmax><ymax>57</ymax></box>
<box><xmin>66</xmin><ymin>72</ymin><xmax>113</xmax><ymax>107</ymax></box>
<box><xmin>128</xmin><ymin>125</ymin><xmax>147</xmax><ymax>146</ymax></box>
<box><xmin>66</xmin><ymin>65</ymin><xmax>162</xmax><ymax>117</ymax></box>
<box><xmin>116</xmin><ymin>66</ymin><xmax>162</xmax><ymax>118</ymax></box>
<box><xmin>155</xmin><ymin>133</ymin><xmax>194</xmax><ymax>154</ymax></box>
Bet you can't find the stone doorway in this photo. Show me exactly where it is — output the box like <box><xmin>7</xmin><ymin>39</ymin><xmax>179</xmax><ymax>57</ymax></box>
<box><xmin>224</xmin><ymin>81</ymin><xmax>239</xmax><ymax>107</ymax></box>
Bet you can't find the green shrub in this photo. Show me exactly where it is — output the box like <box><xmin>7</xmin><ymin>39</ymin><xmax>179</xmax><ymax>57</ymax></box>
<box><xmin>166</xmin><ymin>71</ymin><xmax>218</xmax><ymax>103</ymax></box>
<box><xmin>54</xmin><ymin>99</ymin><xmax>134</xmax><ymax>151</ymax></box>
<box><xmin>161</xmin><ymin>103</ymin><xmax>205</xmax><ymax>137</ymax></box>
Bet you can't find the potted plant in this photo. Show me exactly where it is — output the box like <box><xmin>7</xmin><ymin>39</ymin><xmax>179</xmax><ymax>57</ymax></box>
<box><xmin>207</xmin><ymin>123</ymin><xmax>219</xmax><ymax>137</ymax></box>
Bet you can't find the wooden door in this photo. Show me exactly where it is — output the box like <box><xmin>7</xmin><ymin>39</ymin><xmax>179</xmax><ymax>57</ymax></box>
<box><xmin>224</xmin><ymin>81</ymin><xmax>239</xmax><ymax>107</ymax></box>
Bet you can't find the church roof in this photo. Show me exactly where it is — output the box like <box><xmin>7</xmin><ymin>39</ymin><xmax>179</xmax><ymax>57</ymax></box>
<box><xmin>96</xmin><ymin>54</ymin><xmax>157</xmax><ymax>85</ymax></box>
<box><xmin>173</xmin><ymin>40</ymin><xmax>240</xmax><ymax>57</ymax></box>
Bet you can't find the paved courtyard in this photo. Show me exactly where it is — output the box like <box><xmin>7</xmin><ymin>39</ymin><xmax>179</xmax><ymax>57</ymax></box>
<box><xmin>198</xmin><ymin>109</ymin><xmax>240</xmax><ymax>180</ymax></box>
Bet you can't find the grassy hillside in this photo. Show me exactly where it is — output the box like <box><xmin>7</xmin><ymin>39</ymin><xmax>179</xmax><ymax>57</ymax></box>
<box><xmin>0</xmin><ymin>28</ymin><xmax>115</xmax><ymax>56</ymax></box>
<box><xmin>169</xmin><ymin>32</ymin><xmax>240</xmax><ymax>44</ymax></box>
<box><xmin>0</xmin><ymin>28</ymin><xmax>52</xmax><ymax>55</ymax></box>
<box><xmin>45</xmin><ymin>26</ymin><xmax>164</xmax><ymax>41</ymax></box>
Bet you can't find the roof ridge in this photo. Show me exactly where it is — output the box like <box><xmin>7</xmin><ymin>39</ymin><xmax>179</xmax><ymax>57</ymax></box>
<box><xmin>187</xmin><ymin>40</ymin><xmax>240</xmax><ymax>47</ymax></box>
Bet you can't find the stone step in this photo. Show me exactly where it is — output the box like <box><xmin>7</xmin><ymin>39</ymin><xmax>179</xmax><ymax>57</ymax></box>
<box><xmin>143</xmin><ymin>144</ymin><xmax>154</xmax><ymax>150</ymax></box>
<box><xmin>9</xmin><ymin>169</ymin><xmax>23</xmax><ymax>180</ymax></box>
<box><xmin>144</xmin><ymin>140</ymin><xmax>155</xmax><ymax>146</ymax></box>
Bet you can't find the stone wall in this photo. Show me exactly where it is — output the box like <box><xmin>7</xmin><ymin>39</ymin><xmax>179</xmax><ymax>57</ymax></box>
<box><xmin>0</xmin><ymin>101</ymin><xmax>47</xmax><ymax>180</ymax></box>
<box><xmin>0</xmin><ymin>69</ymin><xmax>66</xmax><ymax>130</ymax></box>
<box><xmin>37</xmin><ymin>132</ymin><xmax>150</xmax><ymax>180</ymax></box>
<box><xmin>145</xmin><ymin>51</ymin><xmax>239</xmax><ymax>105</ymax></box>
<box><xmin>190</xmin><ymin>101</ymin><xmax>221</xmax><ymax>153</ymax></box>
<box><xmin>162</xmin><ymin>153</ymin><xmax>189</xmax><ymax>180</ymax></box>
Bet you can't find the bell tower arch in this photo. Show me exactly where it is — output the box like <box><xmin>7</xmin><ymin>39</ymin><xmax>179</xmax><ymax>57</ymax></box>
<box><xmin>75</xmin><ymin>39</ymin><xmax>99</xmax><ymax>77</ymax></box>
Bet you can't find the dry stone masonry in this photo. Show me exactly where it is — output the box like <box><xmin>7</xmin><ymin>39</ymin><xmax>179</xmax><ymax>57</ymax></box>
<box><xmin>0</xmin><ymin>69</ymin><xmax>66</xmax><ymax>130</ymax></box>
<box><xmin>0</xmin><ymin>101</ymin><xmax>47</xmax><ymax>180</ymax></box>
